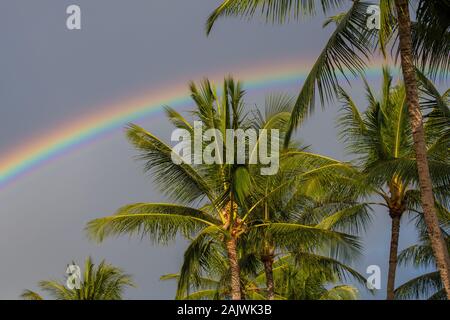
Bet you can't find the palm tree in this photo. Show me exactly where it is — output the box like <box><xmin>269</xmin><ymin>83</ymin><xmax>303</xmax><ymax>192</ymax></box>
<box><xmin>176</xmin><ymin>166</ymin><xmax>368</xmax><ymax>300</ymax></box>
<box><xmin>393</xmin><ymin>0</ymin><xmax>450</xmax><ymax>299</ymax></box>
<box><xmin>205</xmin><ymin>0</ymin><xmax>450</xmax><ymax>297</ymax></box>
<box><xmin>243</xmin><ymin>143</ymin><xmax>370</xmax><ymax>299</ymax></box>
<box><xmin>162</xmin><ymin>253</ymin><xmax>365</xmax><ymax>300</ymax></box>
<box><xmin>86</xmin><ymin>78</ymin><xmax>360</xmax><ymax>300</ymax></box>
<box><xmin>338</xmin><ymin>67</ymin><xmax>450</xmax><ymax>299</ymax></box>
<box><xmin>21</xmin><ymin>257</ymin><xmax>134</xmax><ymax>300</ymax></box>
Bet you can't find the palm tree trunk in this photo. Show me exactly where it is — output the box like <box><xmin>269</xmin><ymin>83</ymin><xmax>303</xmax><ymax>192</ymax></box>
<box><xmin>394</xmin><ymin>0</ymin><xmax>450</xmax><ymax>299</ymax></box>
<box><xmin>226</xmin><ymin>237</ymin><xmax>242</xmax><ymax>300</ymax></box>
<box><xmin>387</xmin><ymin>213</ymin><xmax>401</xmax><ymax>300</ymax></box>
<box><xmin>262</xmin><ymin>250</ymin><xmax>275</xmax><ymax>300</ymax></box>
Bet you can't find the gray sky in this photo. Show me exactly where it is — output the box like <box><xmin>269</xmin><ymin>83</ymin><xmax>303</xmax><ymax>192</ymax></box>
<box><xmin>0</xmin><ymin>0</ymin><xmax>441</xmax><ymax>299</ymax></box>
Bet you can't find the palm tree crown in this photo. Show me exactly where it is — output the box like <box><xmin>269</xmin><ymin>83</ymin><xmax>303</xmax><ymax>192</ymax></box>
<box><xmin>87</xmin><ymin>78</ymin><xmax>363</xmax><ymax>300</ymax></box>
<box><xmin>21</xmin><ymin>257</ymin><xmax>134</xmax><ymax>300</ymax></box>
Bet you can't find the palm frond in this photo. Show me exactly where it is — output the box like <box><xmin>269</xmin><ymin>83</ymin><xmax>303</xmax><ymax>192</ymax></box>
<box><xmin>395</xmin><ymin>271</ymin><xmax>442</xmax><ymax>300</ymax></box>
<box><xmin>319</xmin><ymin>285</ymin><xmax>359</xmax><ymax>300</ymax></box>
<box><xmin>20</xmin><ymin>290</ymin><xmax>44</xmax><ymax>300</ymax></box>
<box><xmin>206</xmin><ymin>0</ymin><xmax>346</xmax><ymax>35</ymax></box>
<box><xmin>126</xmin><ymin>124</ymin><xmax>214</xmax><ymax>204</ymax></box>
<box><xmin>86</xmin><ymin>203</ymin><xmax>220</xmax><ymax>244</ymax></box>
<box><xmin>412</xmin><ymin>0</ymin><xmax>450</xmax><ymax>78</ymax></box>
<box><xmin>284</xmin><ymin>1</ymin><xmax>377</xmax><ymax>146</ymax></box>
<box><xmin>263</xmin><ymin>222</ymin><xmax>361</xmax><ymax>262</ymax></box>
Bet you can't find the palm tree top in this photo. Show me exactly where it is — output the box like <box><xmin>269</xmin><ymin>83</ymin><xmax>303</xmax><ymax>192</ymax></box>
<box><xmin>21</xmin><ymin>257</ymin><xmax>135</xmax><ymax>300</ymax></box>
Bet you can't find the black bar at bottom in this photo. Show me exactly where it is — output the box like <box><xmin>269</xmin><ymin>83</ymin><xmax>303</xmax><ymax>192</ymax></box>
<box><xmin>2</xmin><ymin>300</ymin><xmax>447</xmax><ymax>319</ymax></box>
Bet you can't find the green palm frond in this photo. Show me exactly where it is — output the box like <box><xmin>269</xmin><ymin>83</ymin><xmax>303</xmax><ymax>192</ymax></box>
<box><xmin>398</xmin><ymin>244</ymin><xmax>436</xmax><ymax>269</ymax></box>
<box><xmin>206</xmin><ymin>0</ymin><xmax>347</xmax><ymax>35</ymax></box>
<box><xmin>20</xmin><ymin>290</ymin><xmax>44</xmax><ymax>300</ymax></box>
<box><xmin>126</xmin><ymin>124</ymin><xmax>214</xmax><ymax>204</ymax></box>
<box><xmin>338</xmin><ymin>86</ymin><xmax>367</xmax><ymax>136</ymax></box>
<box><xmin>86</xmin><ymin>203</ymin><xmax>220</xmax><ymax>244</ymax></box>
<box><xmin>177</xmin><ymin>227</ymin><xmax>226</xmax><ymax>299</ymax></box>
<box><xmin>164</xmin><ymin>106</ymin><xmax>193</xmax><ymax>133</ymax></box>
<box><xmin>323</xmin><ymin>12</ymin><xmax>347</xmax><ymax>28</ymax></box>
<box><xmin>377</xmin><ymin>0</ymin><xmax>396</xmax><ymax>57</ymax></box>
<box><xmin>427</xmin><ymin>289</ymin><xmax>447</xmax><ymax>300</ymax></box>
<box><xmin>319</xmin><ymin>285</ymin><xmax>359</xmax><ymax>300</ymax></box>
<box><xmin>416</xmin><ymin>69</ymin><xmax>450</xmax><ymax>152</ymax></box>
<box><xmin>412</xmin><ymin>0</ymin><xmax>450</xmax><ymax>78</ymax></box>
<box><xmin>262</xmin><ymin>223</ymin><xmax>361</xmax><ymax>261</ymax></box>
<box><xmin>316</xmin><ymin>203</ymin><xmax>372</xmax><ymax>234</ymax></box>
<box><xmin>364</xmin><ymin>158</ymin><xmax>450</xmax><ymax>188</ymax></box>
<box><xmin>396</xmin><ymin>225</ymin><xmax>449</xmax><ymax>300</ymax></box>
<box><xmin>284</xmin><ymin>1</ymin><xmax>377</xmax><ymax>146</ymax></box>
<box><xmin>395</xmin><ymin>271</ymin><xmax>443</xmax><ymax>300</ymax></box>
<box><xmin>416</xmin><ymin>69</ymin><xmax>450</xmax><ymax>116</ymax></box>
<box><xmin>291</xmin><ymin>251</ymin><xmax>368</xmax><ymax>287</ymax></box>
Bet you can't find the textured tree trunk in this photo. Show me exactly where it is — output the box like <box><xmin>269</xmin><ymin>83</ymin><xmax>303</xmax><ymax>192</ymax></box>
<box><xmin>226</xmin><ymin>237</ymin><xmax>242</xmax><ymax>300</ymax></box>
<box><xmin>387</xmin><ymin>214</ymin><xmax>401</xmax><ymax>300</ymax></box>
<box><xmin>262</xmin><ymin>252</ymin><xmax>275</xmax><ymax>300</ymax></box>
<box><xmin>394</xmin><ymin>0</ymin><xmax>450</xmax><ymax>299</ymax></box>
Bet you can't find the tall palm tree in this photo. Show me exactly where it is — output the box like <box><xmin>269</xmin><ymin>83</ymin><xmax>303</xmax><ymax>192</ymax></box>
<box><xmin>177</xmin><ymin>161</ymin><xmax>368</xmax><ymax>300</ymax></box>
<box><xmin>162</xmin><ymin>252</ymin><xmax>366</xmax><ymax>300</ymax></box>
<box><xmin>21</xmin><ymin>257</ymin><xmax>134</xmax><ymax>300</ymax></box>
<box><xmin>205</xmin><ymin>0</ymin><xmax>450</xmax><ymax>297</ymax></box>
<box><xmin>338</xmin><ymin>67</ymin><xmax>450</xmax><ymax>299</ymax></box>
<box><xmin>86</xmin><ymin>78</ymin><xmax>360</xmax><ymax>300</ymax></box>
<box><xmin>393</xmin><ymin>0</ymin><xmax>450</xmax><ymax>299</ymax></box>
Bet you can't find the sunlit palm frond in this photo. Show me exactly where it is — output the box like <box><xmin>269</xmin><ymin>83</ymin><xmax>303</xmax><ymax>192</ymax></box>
<box><xmin>164</xmin><ymin>106</ymin><xmax>193</xmax><ymax>133</ymax></box>
<box><xmin>316</xmin><ymin>203</ymin><xmax>373</xmax><ymax>234</ymax></box>
<box><xmin>263</xmin><ymin>222</ymin><xmax>361</xmax><ymax>262</ymax></box>
<box><xmin>20</xmin><ymin>290</ymin><xmax>44</xmax><ymax>300</ymax></box>
<box><xmin>319</xmin><ymin>285</ymin><xmax>359</xmax><ymax>300</ymax></box>
<box><xmin>291</xmin><ymin>251</ymin><xmax>368</xmax><ymax>287</ymax></box>
<box><xmin>86</xmin><ymin>203</ymin><xmax>220</xmax><ymax>244</ymax></box>
<box><xmin>176</xmin><ymin>226</ymin><xmax>227</xmax><ymax>299</ymax></box>
<box><xmin>126</xmin><ymin>124</ymin><xmax>213</xmax><ymax>204</ymax></box>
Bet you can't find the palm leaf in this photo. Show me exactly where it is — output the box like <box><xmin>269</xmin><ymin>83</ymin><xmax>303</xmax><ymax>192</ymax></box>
<box><xmin>86</xmin><ymin>203</ymin><xmax>220</xmax><ymax>243</ymax></box>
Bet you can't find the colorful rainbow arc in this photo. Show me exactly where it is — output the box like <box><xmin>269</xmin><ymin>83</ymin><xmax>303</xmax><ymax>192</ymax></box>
<box><xmin>0</xmin><ymin>57</ymin><xmax>385</xmax><ymax>189</ymax></box>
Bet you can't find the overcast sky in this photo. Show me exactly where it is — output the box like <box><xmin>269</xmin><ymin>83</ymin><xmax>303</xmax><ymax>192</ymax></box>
<box><xmin>0</xmin><ymin>0</ymin><xmax>443</xmax><ymax>299</ymax></box>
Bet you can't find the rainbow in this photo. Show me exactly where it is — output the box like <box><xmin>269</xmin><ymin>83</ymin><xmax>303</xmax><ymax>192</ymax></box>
<box><xmin>0</xmin><ymin>56</ymin><xmax>385</xmax><ymax>189</ymax></box>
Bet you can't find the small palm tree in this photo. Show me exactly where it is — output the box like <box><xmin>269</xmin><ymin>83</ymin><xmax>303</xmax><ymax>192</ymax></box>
<box><xmin>87</xmin><ymin>78</ymin><xmax>360</xmax><ymax>300</ymax></box>
<box><xmin>205</xmin><ymin>0</ymin><xmax>450</xmax><ymax>297</ymax></box>
<box><xmin>21</xmin><ymin>257</ymin><xmax>134</xmax><ymax>300</ymax></box>
<box><xmin>338</xmin><ymin>67</ymin><xmax>450</xmax><ymax>299</ymax></box>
